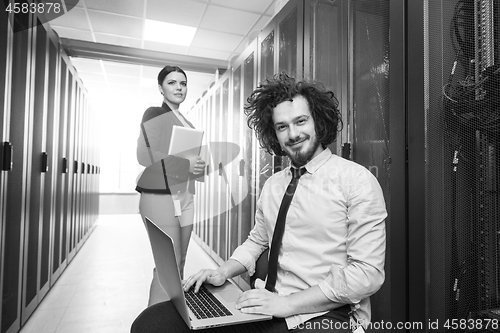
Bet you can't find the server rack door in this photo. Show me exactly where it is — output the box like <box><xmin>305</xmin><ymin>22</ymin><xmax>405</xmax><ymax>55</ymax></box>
<box><xmin>219</xmin><ymin>78</ymin><xmax>229</xmax><ymax>260</ymax></box>
<box><xmin>200</xmin><ymin>102</ymin><xmax>207</xmax><ymax>244</ymax></box>
<box><xmin>70</xmin><ymin>85</ymin><xmax>81</xmax><ymax>255</ymax></box>
<box><xmin>242</xmin><ymin>47</ymin><xmax>257</xmax><ymax>235</ymax></box>
<box><xmin>76</xmin><ymin>87</ymin><xmax>84</xmax><ymax>249</ymax></box>
<box><xmin>204</xmin><ymin>98</ymin><xmax>212</xmax><ymax>251</ymax></box>
<box><xmin>230</xmin><ymin>43</ymin><xmax>258</xmax><ymax>288</ymax></box>
<box><xmin>192</xmin><ymin>102</ymin><xmax>201</xmax><ymax>242</ymax></box>
<box><xmin>423</xmin><ymin>0</ymin><xmax>500</xmax><ymax>329</ymax></box>
<box><xmin>52</xmin><ymin>59</ymin><xmax>68</xmax><ymax>282</ymax></box>
<box><xmin>275</xmin><ymin>0</ymin><xmax>304</xmax><ymax>172</ymax></box>
<box><xmin>349</xmin><ymin>0</ymin><xmax>392</xmax><ymax>328</ymax></box>
<box><xmin>229</xmin><ymin>64</ymin><xmax>242</xmax><ymax>258</ymax></box>
<box><xmin>304</xmin><ymin>0</ymin><xmax>343</xmax><ymax>156</ymax></box>
<box><xmin>63</xmin><ymin>70</ymin><xmax>75</xmax><ymax>264</ymax></box>
<box><xmin>276</xmin><ymin>0</ymin><xmax>304</xmax><ymax>80</ymax></box>
<box><xmin>257</xmin><ymin>22</ymin><xmax>275</xmax><ymax>197</ymax></box>
<box><xmin>80</xmin><ymin>97</ymin><xmax>87</xmax><ymax>239</ymax></box>
<box><xmin>387</xmin><ymin>0</ymin><xmax>409</xmax><ymax>327</ymax></box>
<box><xmin>191</xmin><ymin>104</ymin><xmax>201</xmax><ymax>239</ymax></box>
<box><xmin>42</xmin><ymin>37</ymin><xmax>59</xmax><ymax>294</ymax></box>
<box><xmin>211</xmin><ymin>86</ymin><xmax>222</xmax><ymax>261</ymax></box>
<box><xmin>82</xmin><ymin>98</ymin><xmax>90</xmax><ymax>237</ymax></box>
<box><xmin>78</xmin><ymin>88</ymin><xmax>87</xmax><ymax>245</ymax></box>
<box><xmin>200</xmin><ymin>99</ymin><xmax>207</xmax><ymax>247</ymax></box>
<box><xmin>21</xmin><ymin>17</ymin><xmax>49</xmax><ymax>323</ymax></box>
<box><xmin>1</xmin><ymin>9</ymin><xmax>33</xmax><ymax>333</ymax></box>
<box><xmin>0</xmin><ymin>5</ymin><xmax>14</xmax><ymax>333</ymax></box>
<box><xmin>207</xmin><ymin>95</ymin><xmax>215</xmax><ymax>258</ymax></box>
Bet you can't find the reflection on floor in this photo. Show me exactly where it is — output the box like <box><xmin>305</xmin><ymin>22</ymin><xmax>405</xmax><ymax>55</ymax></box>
<box><xmin>19</xmin><ymin>214</ymin><xmax>218</xmax><ymax>333</ymax></box>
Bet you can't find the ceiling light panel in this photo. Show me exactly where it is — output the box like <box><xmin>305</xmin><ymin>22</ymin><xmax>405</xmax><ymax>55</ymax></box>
<box><xmin>146</xmin><ymin>0</ymin><xmax>207</xmax><ymax>26</ymax></box>
<box><xmin>144</xmin><ymin>19</ymin><xmax>196</xmax><ymax>46</ymax></box>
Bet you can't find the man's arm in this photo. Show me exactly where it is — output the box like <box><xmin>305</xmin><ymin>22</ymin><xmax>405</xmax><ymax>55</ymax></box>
<box><xmin>320</xmin><ymin>167</ymin><xmax>387</xmax><ymax>304</ymax></box>
<box><xmin>183</xmin><ymin>194</ymin><xmax>270</xmax><ymax>293</ymax></box>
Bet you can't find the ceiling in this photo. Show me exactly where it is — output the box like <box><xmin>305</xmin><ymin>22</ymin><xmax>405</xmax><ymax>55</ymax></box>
<box><xmin>48</xmin><ymin>0</ymin><xmax>279</xmax><ymax>113</ymax></box>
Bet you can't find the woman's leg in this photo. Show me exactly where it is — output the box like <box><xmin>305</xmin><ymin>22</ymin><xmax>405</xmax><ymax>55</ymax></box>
<box><xmin>176</xmin><ymin>191</ymin><xmax>195</xmax><ymax>278</ymax></box>
<box><xmin>139</xmin><ymin>193</ymin><xmax>188</xmax><ymax>305</ymax></box>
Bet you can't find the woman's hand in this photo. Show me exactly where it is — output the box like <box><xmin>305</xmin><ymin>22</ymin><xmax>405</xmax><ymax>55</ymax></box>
<box><xmin>189</xmin><ymin>156</ymin><xmax>206</xmax><ymax>175</ymax></box>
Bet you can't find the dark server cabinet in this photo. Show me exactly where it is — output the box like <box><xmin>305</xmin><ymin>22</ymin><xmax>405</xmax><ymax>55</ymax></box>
<box><xmin>65</xmin><ymin>73</ymin><xmax>76</xmax><ymax>263</ymax></box>
<box><xmin>230</xmin><ymin>40</ymin><xmax>257</xmax><ymax>286</ymax></box>
<box><xmin>42</xmin><ymin>37</ymin><xmax>58</xmax><ymax>293</ymax></box>
<box><xmin>0</xmin><ymin>7</ymin><xmax>12</xmax><ymax>332</ymax></box>
<box><xmin>22</xmin><ymin>16</ymin><xmax>49</xmax><ymax>322</ymax></box>
<box><xmin>256</xmin><ymin>17</ymin><xmax>275</xmax><ymax>195</ymax></box>
<box><xmin>52</xmin><ymin>60</ymin><xmax>69</xmax><ymax>283</ymax></box>
<box><xmin>274</xmin><ymin>0</ymin><xmax>304</xmax><ymax>172</ymax></box>
<box><xmin>229</xmin><ymin>64</ymin><xmax>242</xmax><ymax>261</ymax></box>
<box><xmin>212</xmin><ymin>84</ymin><xmax>222</xmax><ymax>261</ymax></box>
<box><xmin>2</xmin><ymin>9</ymin><xmax>33</xmax><ymax>333</ymax></box>
<box><xmin>241</xmin><ymin>43</ymin><xmax>258</xmax><ymax>243</ymax></box>
<box><xmin>304</xmin><ymin>0</ymin><xmax>344</xmax><ymax>156</ymax></box>
<box><xmin>0</xmin><ymin>7</ymin><xmax>99</xmax><ymax>333</ymax></box>
<box><xmin>417</xmin><ymin>0</ymin><xmax>500</xmax><ymax>331</ymax></box>
<box><xmin>350</xmin><ymin>1</ymin><xmax>393</xmax><ymax>329</ymax></box>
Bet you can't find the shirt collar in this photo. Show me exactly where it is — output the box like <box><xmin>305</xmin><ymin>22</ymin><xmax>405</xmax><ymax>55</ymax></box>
<box><xmin>289</xmin><ymin>147</ymin><xmax>332</xmax><ymax>176</ymax></box>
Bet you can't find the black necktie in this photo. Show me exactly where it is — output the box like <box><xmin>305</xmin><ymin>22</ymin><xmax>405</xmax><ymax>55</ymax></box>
<box><xmin>265</xmin><ymin>167</ymin><xmax>306</xmax><ymax>292</ymax></box>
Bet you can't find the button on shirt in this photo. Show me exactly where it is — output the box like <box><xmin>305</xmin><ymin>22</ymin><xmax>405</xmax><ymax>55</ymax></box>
<box><xmin>231</xmin><ymin>148</ymin><xmax>387</xmax><ymax>329</ymax></box>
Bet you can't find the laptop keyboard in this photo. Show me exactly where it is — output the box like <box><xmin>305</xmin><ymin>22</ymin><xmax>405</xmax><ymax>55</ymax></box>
<box><xmin>184</xmin><ymin>285</ymin><xmax>233</xmax><ymax>319</ymax></box>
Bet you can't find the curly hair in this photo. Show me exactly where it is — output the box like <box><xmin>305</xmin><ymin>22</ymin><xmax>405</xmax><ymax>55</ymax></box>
<box><xmin>244</xmin><ymin>73</ymin><xmax>343</xmax><ymax>156</ymax></box>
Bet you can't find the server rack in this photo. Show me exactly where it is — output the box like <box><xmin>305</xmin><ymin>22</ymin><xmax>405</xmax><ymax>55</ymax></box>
<box><xmin>0</xmin><ymin>4</ymin><xmax>100</xmax><ymax>332</ymax></box>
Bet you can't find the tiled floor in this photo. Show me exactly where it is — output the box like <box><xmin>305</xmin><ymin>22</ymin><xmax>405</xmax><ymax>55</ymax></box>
<box><xmin>19</xmin><ymin>214</ymin><xmax>218</xmax><ymax>333</ymax></box>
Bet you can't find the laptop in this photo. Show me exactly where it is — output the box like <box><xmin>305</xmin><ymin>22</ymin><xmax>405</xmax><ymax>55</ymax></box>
<box><xmin>143</xmin><ymin>217</ymin><xmax>272</xmax><ymax>330</ymax></box>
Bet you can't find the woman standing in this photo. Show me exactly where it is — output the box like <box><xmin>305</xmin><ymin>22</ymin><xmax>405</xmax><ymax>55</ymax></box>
<box><xmin>136</xmin><ymin>65</ymin><xmax>205</xmax><ymax>306</ymax></box>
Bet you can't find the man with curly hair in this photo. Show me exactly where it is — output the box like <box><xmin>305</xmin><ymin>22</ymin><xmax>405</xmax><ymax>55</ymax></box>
<box><xmin>132</xmin><ymin>73</ymin><xmax>387</xmax><ymax>333</ymax></box>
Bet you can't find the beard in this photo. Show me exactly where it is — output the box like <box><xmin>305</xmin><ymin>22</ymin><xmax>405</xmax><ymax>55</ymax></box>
<box><xmin>284</xmin><ymin>135</ymin><xmax>321</xmax><ymax>167</ymax></box>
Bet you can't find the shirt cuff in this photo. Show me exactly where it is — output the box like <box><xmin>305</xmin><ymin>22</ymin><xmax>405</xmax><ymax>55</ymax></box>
<box><xmin>318</xmin><ymin>264</ymin><xmax>363</xmax><ymax>304</ymax></box>
<box><xmin>229</xmin><ymin>247</ymin><xmax>257</xmax><ymax>276</ymax></box>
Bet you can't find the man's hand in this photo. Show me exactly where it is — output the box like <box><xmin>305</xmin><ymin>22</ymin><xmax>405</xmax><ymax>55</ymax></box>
<box><xmin>235</xmin><ymin>289</ymin><xmax>292</xmax><ymax>318</ymax></box>
<box><xmin>182</xmin><ymin>269</ymin><xmax>226</xmax><ymax>293</ymax></box>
